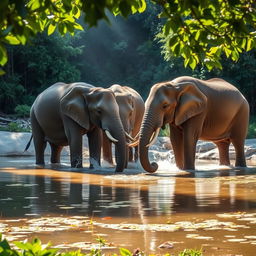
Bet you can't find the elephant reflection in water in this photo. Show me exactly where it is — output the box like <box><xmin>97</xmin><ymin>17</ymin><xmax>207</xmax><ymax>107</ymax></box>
<box><xmin>30</xmin><ymin>82</ymin><xmax>132</xmax><ymax>172</ymax></box>
<box><xmin>102</xmin><ymin>84</ymin><xmax>145</xmax><ymax>167</ymax></box>
<box><xmin>138</xmin><ymin>76</ymin><xmax>249</xmax><ymax>172</ymax></box>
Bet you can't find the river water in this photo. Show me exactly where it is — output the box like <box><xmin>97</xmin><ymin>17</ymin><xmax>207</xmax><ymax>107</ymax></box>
<box><xmin>0</xmin><ymin>156</ymin><xmax>256</xmax><ymax>255</ymax></box>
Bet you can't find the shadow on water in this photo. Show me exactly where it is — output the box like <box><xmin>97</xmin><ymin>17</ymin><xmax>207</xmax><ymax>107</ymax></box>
<box><xmin>1</xmin><ymin>156</ymin><xmax>256</xmax><ymax>255</ymax></box>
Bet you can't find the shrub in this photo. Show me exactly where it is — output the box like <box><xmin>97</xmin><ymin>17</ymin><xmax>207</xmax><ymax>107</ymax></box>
<box><xmin>14</xmin><ymin>104</ymin><xmax>31</xmax><ymax>117</ymax></box>
<box><xmin>0</xmin><ymin>235</ymin><xmax>202</xmax><ymax>256</ymax></box>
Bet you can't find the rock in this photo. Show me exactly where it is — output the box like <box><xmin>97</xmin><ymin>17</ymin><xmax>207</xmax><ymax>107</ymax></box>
<box><xmin>196</xmin><ymin>141</ymin><xmax>216</xmax><ymax>153</ymax></box>
<box><xmin>158</xmin><ymin>241</ymin><xmax>174</xmax><ymax>249</ymax></box>
<box><xmin>0</xmin><ymin>132</ymin><xmax>255</xmax><ymax>166</ymax></box>
<box><xmin>0</xmin><ymin>131</ymin><xmax>89</xmax><ymax>156</ymax></box>
<box><xmin>151</xmin><ymin>137</ymin><xmax>256</xmax><ymax>162</ymax></box>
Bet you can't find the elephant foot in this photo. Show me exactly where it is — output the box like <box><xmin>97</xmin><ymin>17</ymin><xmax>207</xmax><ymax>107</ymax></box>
<box><xmin>182</xmin><ymin>165</ymin><xmax>195</xmax><ymax>171</ymax></box>
<box><xmin>235</xmin><ymin>161</ymin><xmax>247</xmax><ymax>168</ymax></box>
<box><xmin>89</xmin><ymin>158</ymin><xmax>101</xmax><ymax>170</ymax></box>
<box><xmin>36</xmin><ymin>160</ymin><xmax>45</xmax><ymax>167</ymax></box>
<box><xmin>71</xmin><ymin>161</ymin><xmax>83</xmax><ymax>168</ymax></box>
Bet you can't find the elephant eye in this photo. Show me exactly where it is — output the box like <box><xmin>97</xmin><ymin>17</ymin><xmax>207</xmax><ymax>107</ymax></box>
<box><xmin>162</xmin><ymin>103</ymin><xmax>170</xmax><ymax>109</ymax></box>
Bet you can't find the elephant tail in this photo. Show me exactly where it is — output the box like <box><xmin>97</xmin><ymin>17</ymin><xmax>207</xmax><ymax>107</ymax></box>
<box><xmin>24</xmin><ymin>135</ymin><xmax>33</xmax><ymax>152</ymax></box>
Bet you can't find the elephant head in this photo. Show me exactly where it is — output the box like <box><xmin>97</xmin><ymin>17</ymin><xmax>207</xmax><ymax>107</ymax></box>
<box><xmin>110</xmin><ymin>85</ymin><xmax>136</xmax><ymax>137</ymax></box>
<box><xmin>60</xmin><ymin>85</ymin><xmax>127</xmax><ymax>172</ymax></box>
<box><xmin>139</xmin><ymin>81</ymin><xmax>207</xmax><ymax>173</ymax></box>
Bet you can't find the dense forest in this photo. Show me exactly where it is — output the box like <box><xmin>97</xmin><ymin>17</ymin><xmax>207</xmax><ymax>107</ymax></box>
<box><xmin>0</xmin><ymin>4</ymin><xmax>255</xmax><ymax>118</ymax></box>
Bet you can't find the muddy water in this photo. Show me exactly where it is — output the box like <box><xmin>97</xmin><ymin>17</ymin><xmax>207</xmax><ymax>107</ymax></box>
<box><xmin>1</xmin><ymin>156</ymin><xmax>256</xmax><ymax>255</ymax></box>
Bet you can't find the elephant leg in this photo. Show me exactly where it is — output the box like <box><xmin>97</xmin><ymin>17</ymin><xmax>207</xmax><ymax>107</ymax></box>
<box><xmin>63</xmin><ymin>116</ymin><xmax>83</xmax><ymax>168</ymax></box>
<box><xmin>170</xmin><ymin>124</ymin><xmax>184</xmax><ymax>169</ymax></box>
<box><xmin>102</xmin><ymin>132</ymin><xmax>113</xmax><ymax>165</ymax></box>
<box><xmin>129</xmin><ymin>147</ymin><xmax>134</xmax><ymax>162</ymax></box>
<box><xmin>125</xmin><ymin>145</ymin><xmax>129</xmax><ymax>168</ymax></box>
<box><xmin>134</xmin><ymin>146</ymin><xmax>139</xmax><ymax>162</ymax></box>
<box><xmin>231</xmin><ymin>137</ymin><xmax>246</xmax><ymax>167</ymax></box>
<box><xmin>215</xmin><ymin>140</ymin><xmax>230</xmax><ymax>166</ymax></box>
<box><xmin>230</xmin><ymin>107</ymin><xmax>248</xmax><ymax>167</ymax></box>
<box><xmin>87</xmin><ymin>127</ymin><xmax>102</xmax><ymax>169</ymax></box>
<box><xmin>182</xmin><ymin>115</ymin><xmax>204</xmax><ymax>170</ymax></box>
<box><xmin>50</xmin><ymin>143</ymin><xmax>63</xmax><ymax>163</ymax></box>
<box><xmin>31</xmin><ymin>111</ymin><xmax>46</xmax><ymax>165</ymax></box>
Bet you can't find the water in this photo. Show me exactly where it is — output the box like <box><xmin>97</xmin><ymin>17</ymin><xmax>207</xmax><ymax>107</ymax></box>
<box><xmin>0</xmin><ymin>156</ymin><xmax>256</xmax><ymax>255</ymax></box>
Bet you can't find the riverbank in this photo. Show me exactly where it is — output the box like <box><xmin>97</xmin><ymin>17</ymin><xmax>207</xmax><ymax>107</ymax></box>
<box><xmin>0</xmin><ymin>131</ymin><xmax>255</xmax><ymax>164</ymax></box>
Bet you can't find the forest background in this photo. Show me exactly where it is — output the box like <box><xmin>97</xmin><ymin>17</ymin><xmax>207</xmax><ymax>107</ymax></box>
<box><xmin>0</xmin><ymin>2</ymin><xmax>255</xmax><ymax>137</ymax></box>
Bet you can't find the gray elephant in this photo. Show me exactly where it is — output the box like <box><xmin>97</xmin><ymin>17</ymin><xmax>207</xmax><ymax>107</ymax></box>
<box><xmin>138</xmin><ymin>76</ymin><xmax>249</xmax><ymax>172</ymax></box>
<box><xmin>30</xmin><ymin>82</ymin><xmax>127</xmax><ymax>172</ymax></box>
<box><xmin>102</xmin><ymin>84</ymin><xmax>145</xmax><ymax>166</ymax></box>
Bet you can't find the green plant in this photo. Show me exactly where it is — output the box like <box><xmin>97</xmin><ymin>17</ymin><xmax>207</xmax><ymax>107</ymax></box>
<box><xmin>247</xmin><ymin>116</ymin><xmax>256</xmax><ymax>139</ymax></box>
<box><xmin>0</xmin><ymin>235</ymin><xmax>203</xmax><ymax>256</ymax></box>
<box><xmin>159</xmin><ymin>126</ymin><xmax>170</xmax><ymax>137</ymax></box>
<box><xmin>3</xmin><ymin>122</ymin><xmax>31</xmax><ymax>132</ymax></box>
<box><xmin>7</xmin><ymin>122</ymin><xmax>21</xmax><ymax>132</ymax></box>
<box><xmin>14</xmin><ymin>104</ymin><xmax>31</xmax><ymax>117</ymax></box>
<box><xmin>178</xmin><ymin>249</ymin><xmax>202</xmax><ymax>256</ymax></box>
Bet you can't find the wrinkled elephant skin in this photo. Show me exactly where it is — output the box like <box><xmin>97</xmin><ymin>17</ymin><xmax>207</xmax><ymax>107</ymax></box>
<box><xmin>139</xmin><ymin>76</ymin><xmax>249</xmax><ymax>172</ymax></box>
<box><xmin>31</xmin><ymin>82</ymin><xmax>127</xmax><ymax>172</ymax></box>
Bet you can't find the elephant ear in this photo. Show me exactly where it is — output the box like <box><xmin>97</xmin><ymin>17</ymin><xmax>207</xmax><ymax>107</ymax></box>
<box><xmin>174</xmin><ymin>82</ymin><xmax>207</xmax><ymax>126</ymax></box>
<box><xmin>60</xmin><ymin>86</ymin><xmax>91</xmax><ymax>130</ymax></box>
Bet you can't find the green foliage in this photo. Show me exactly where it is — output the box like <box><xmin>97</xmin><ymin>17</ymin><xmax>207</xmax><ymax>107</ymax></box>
<box><xmin>248</xmin><ymin>116</ymin><xmax>256</xmax><ymax>139</ymax></box>
<box><xmin>0</xmin><ymin>0</ymin><xmax>255</xmax><ymax>72</ymax></box>
<box><xmin>159</xmin><ymin>126</ymin><xmax>170</xmax><ymax>137</ymax></box>
<box><xmin>0</xmin><ymin>74</ymin><xmax>25</xmax><ymax>113</ymax></box>
<box><xmin>6</xmin><ymin>122</ymin><xmax>30</xmax><ymax>132</ymax></box>
<box><xmin>178</xmin><ymin>249</ymin><xmax>202</xmax><ymax>256</ymax></box>
<box><xmin>0</xmin><ymin>32</ymin><xmax>82</xmax><ymax>114</ymax></box>
<box><xmin>119</xmin><ymin>248</ymin><xmax>133</xmax><ymax>256</ymax></box>
<box><xmin>0</xmin><ymin>235</ymin><xmax>203</xmax><ymax>256</ymax></box>
<box><xmin>14</xmin><ymin>105</ymin><xmax>30</xmax><ymax>117</ymax></box>
<box><xmin>14</xmin><ymin>238</ymin><xmax>58</xmax><ymax>256</ymax></box>
<box><xmin>0</xmin><ymin>0</ymin><xmax>146</xmax><ymax>73</ymax></box>
<box><xmin>156</xmin><ymin>0</ymin><xmax>256</xmax><ymax>70</ymax></box>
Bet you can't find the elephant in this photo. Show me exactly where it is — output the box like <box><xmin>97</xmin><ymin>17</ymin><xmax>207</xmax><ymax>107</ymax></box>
<box><xmin>138</xmin><ymin>76</ymin><xmax>249</xmax><ymax>172</ymax></box>
<box><xmin>30</xmin><ymin>82</ymin><xmax>128</xmax><ymax>172</ymax></box>
<box><xmin>102</xmin><ymin>84</ymin><xmax>145</xmax><ymax>166</ymax></box>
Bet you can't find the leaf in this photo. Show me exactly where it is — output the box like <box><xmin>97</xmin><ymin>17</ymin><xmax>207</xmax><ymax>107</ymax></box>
<box><xmin>138</xmin><ymin>0</ymin><xmax>146</xmax><ymax>13</ymax></box>
<box><xmin>0</xmin><ymin>44</ymin><xmax>7</xmax><ymax>66</ymax></box>
<box><xmin>189</xmin><ymin>56</ymin><xmax>197</xmax><ymax>69</ymax></box>
<box><xmin>0</xmin><ymin>68</ymin><xmax>5</xmax><ymax>75</ymax></box>
<box><xmin>4</xmin><ymin>35</ymin><xmax>20</xmax><ymax>45</ymax></box>
<box><xmin>246</xmin><ymin>38</ymin><xmax>253</xmax><ymax>52</ymax></box>
<box><xmin>48</xmin><ymin>23</ymin><xmax>56</xmax><ymax>35</ymax></box>
<box><xmin>119</xmin><ymin>247</ymin><xmax>132</xmax><ymax>256</ymax></box>
<box><xmin>28</xmin><ymin>0</ymin><xmax>41</xmax><ymax>11</ymax></box>
<box><xmin>73</xmin><ymin>23</ymin><xmax>83</xmax><ymax>31</ymax></box>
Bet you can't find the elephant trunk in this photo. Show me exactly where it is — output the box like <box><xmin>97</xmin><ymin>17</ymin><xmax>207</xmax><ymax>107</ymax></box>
<box><xmin>139</xmin><ymin>111</ymin><xmax>159</xmax><ymax>173</ymax></box>
<box><xmin>108</xmin><ymin>119</ymin><xmax>127</xmax><ymax>172</ymax></box>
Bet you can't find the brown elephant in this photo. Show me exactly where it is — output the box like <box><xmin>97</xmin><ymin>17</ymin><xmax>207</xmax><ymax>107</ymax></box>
<box><xmin>138</xmin><ymin>76</ymin><xmax>249</xmax><ymax>172</ymax></box>
<box><xmin>30</xmin><ymin>82</ymin><xmax>128</xmax><ymax>172</ymax></box>
<box><xmin>102</xmin><ymin>84</ymin><xmax>145</xmax><ymax>167</ymax></box>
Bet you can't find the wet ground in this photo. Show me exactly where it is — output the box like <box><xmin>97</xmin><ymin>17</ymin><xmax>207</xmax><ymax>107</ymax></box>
<box><xmin>1</xmin><ymin>156</ymin><xmax>256</xmax><ymax>255</ymax></box>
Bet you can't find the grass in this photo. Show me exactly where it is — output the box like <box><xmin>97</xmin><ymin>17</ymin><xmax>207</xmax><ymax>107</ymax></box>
<box><xmin>0</xmin><ymin>235</ymin><xmax>202</xmax><ymax>256</ymax></box>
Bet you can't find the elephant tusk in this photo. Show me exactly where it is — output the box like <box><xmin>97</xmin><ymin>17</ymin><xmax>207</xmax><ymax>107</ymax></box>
<box><xmin>128</xmin><ymin>139</ymin><xmax>139</xmax><ymax>147</ymax></box>
<box><xmin>133</xmin><ymin>132</ymin><xmax>140</xmax><ymax>140</ymax></box>
<box><xmin>125</xmin><ymin>132</ymin><xmax>135</xmax><ymax>142</ymax></box>
<box><xmin>105</xmin><ymin>130</ymin><xmax>118</xmax><ymax>143</ymax></box>
<box><xmin>146</xmin><ymin>127</ymin><xmax>161</xmax><ymax>148</ymax></box>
